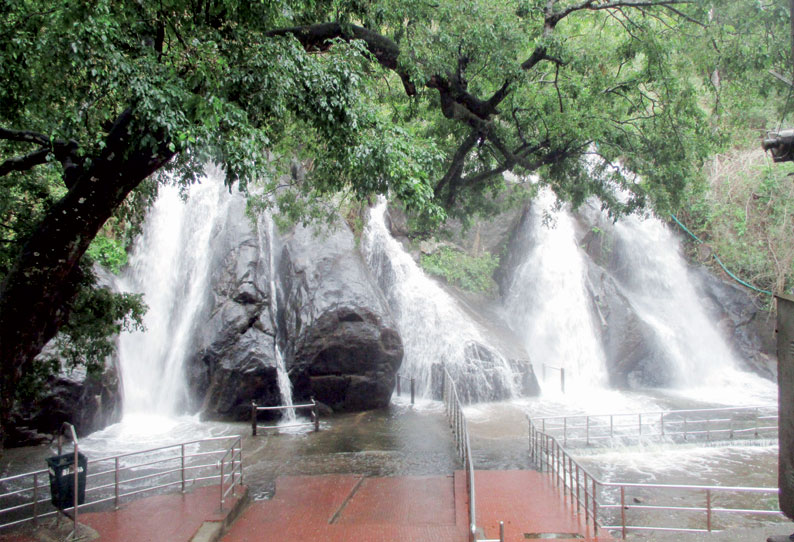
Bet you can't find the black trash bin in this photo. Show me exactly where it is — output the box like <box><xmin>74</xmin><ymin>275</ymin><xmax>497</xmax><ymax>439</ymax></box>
<box><xmin>46</xmin><ymin>452</ymin><xmax>87</xmax><ymax>510</ymax></box>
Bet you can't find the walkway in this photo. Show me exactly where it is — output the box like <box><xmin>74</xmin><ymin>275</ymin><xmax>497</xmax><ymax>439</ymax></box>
<box><xmin>0</xmin><ymin>470</ymin><xmax>608</xmax><ymax>542</ymax></box>
<box><xmin>221</xmin><ymin>470</ymin><xmax>608</xmax><ymax>542</ymax></box>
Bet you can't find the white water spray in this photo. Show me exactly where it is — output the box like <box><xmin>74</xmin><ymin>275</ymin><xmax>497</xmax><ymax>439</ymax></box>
<box><xmin>504</xmin><ymin>188</ymin><xmax>609</xmax><ymax>395</ymax></box>
<box><xmin>116</xmin><ymin>169</ymin><xmax>231</xmax><ymax>419</ymax></box>
<box><xmin>362</xmin><ymin>198</ymin><xmax>520</xmax><ymax>402</ymax></box>
<box><xmin>610</xmin><ymin>213</ymin><xmax>775</xmax><ymax>404</ymax></box>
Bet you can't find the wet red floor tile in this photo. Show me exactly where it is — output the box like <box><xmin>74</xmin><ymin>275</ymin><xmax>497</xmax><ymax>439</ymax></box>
<box><xmin>475</xmin><ymin>470</ymin><xmax>611</xmax><ymax>542</ymax></box>
<box><xmin>80</xmin><ymin>484</ymin><xmax>244</xmax><ymax>542</ymax></box>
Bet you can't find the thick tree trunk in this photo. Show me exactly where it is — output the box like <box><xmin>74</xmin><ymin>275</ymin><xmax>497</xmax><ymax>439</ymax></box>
<box><xmin>0</xmin><ymin>110</ymin><xmax>174</xmax><ymax>445</ymax></box>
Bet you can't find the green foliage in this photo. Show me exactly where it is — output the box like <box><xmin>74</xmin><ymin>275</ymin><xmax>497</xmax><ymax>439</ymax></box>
<box><xmin>421</xmin><ymin>247</ymin><xmax>499</xmax><ymax>293</ymax></box>
<box><xmin>86</xmin><ymin>235</ymin><xmax>128</xmax><ymax>274</ymax></box>
<box><xmin>679</xmin><ymin>148</ymin><xmax>794</xmax><ymax>295</ymax></box>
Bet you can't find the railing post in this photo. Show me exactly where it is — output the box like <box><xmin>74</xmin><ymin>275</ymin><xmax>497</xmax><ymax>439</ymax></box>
<box><xmin>73</xmin><ymin>436</ymin><xmax>79</xmax><ymax>537</ymax></box>
<box><xmin>114</xmin><ymin>457</ymin><xmax>120</xmax><ymax>509</ymax></box>
<box><xmin>181</xmin><ymin>444</ymin><xmax>186</xmax><ymax>493</ymax></box>
<box><xmin>251</xmin><ymin>401</ymin><xmax>257</xmax><ymax>436</ymax></box>
<box><xmin>560</xmin><ymin>368</ymin><xmax>565</xmax><ymax>393</ymax></box>
<box><xmin>219</xmin><ymin>456</ymin><xmax>226</xmax><ymax>511</ymax></box>
<box><xmin>584</xmin><ymin>472</ymin><xmax>590</xmax><ymax>524</ymax></box>
<box><xmin>397</xmin><ymin>375</ymin><xmax>401</xmax><ymax>395</ymax></box>
<box><xmin>32</xmin><ymin>472</ymin><xmax>38</xmax><ymax>525</ymax></box>
<box><xmin>592</xmin><ymin>477</ymin><xmax>598</xmax><ymax>535</ymax></box>
<box><xmin>706</xmin><ymin>488</ymin><xmax>712</xmax><ymax>532</ymax></box>
<box><xmin>575</xmin><ymin>463</ymin><xmax>580</xmax><ymax>513</ymax></box>
<box><xmin>620</xmin><ymin>485</ymin><xmax>626</xmax><ymax>540</ymax></box>
<box><xmin>410</xmin><ymin>377</ymin><xmax>415</xmax><ymax>405</ymax></box>
<box><xmin>499</xmin><ymin>520</ymin><xmax>505</xmax><ymax>542</ymax></box>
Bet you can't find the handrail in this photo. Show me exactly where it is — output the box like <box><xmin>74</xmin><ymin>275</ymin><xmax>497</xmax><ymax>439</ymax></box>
<box><xmin>528</xmin><ymin>416</ymin><xmax>782</xmax><ymax>538</ymax></box>
<box><xmin>251</xmin><ymin>399</ymin><xmax>320</xmax><ymax>435</ymax></box>
<box><xmin>440</xmin><ymin>366</ymin><xmax>503</xmax><ymax>542</ymax></box>
<box><xmin>0</xmin><ymin>435</ymin><xmax>243</xmax><ymax>532</ymax></box>
<box><xmin>534</xmin><ymin>405</ymin><xmax>778</xmax><ymax>447</ymax></box>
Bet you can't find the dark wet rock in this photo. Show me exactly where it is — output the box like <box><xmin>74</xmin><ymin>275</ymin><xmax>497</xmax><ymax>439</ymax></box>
<box><xmin>586</xmin><ymin>266</ymin><xmax>675</xmax><ymax>387</ymax></box>
<box><xmin>187</xmin><ymin>195</ymin><xmax>283</xmax><ymax>421</ymax></box>
<box><xmin>494</xmin><ymin>204</ymin><xmax>532</xmax><ymax>297</ymax></box>
<box><xmin>10</xmin><ymin>362</ymin><xmax>122</xmax><ymax>446</ymax></box>
<box><xmin>279</xmin><ymin>221</ymin><xmax>404</xmax><ymax>411</ymax></box>
<box><xmin>695</xmin><ymin>267</ymin><xmax>777</xmax><ymax>379</ymax></box>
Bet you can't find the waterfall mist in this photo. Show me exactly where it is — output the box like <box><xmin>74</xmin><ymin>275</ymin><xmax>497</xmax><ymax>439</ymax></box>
<box><xmin>115</xmin><ymin>170</ymin><xmax>231</xmax><ymax>421</ymax></box>
<box><xmin>362</xmin><ymin>198</ymin><xmax>521</xmax><ymax>402</ymax></box>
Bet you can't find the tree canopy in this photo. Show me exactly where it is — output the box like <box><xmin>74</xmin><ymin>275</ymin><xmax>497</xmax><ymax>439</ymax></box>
<box><xmin>0</xmin><ymin>0</ymin><xmax>774</xmax><ymax>442</ymax></box>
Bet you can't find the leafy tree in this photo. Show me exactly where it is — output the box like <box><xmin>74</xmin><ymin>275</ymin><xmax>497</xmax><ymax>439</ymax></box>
<box><xmin>1</xmin><ymin>0</ymin><xmax>720</xmax><ymax>443</ymax></box>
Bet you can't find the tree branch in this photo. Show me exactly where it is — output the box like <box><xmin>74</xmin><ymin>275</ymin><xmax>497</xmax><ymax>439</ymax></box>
<box><xmin>548</xmin><ymin>0</ymin><xmax>693</xmax><ymax>26</ymax></box>
<box><xmin>0</xmin><ymin>127</ymin><xmax>49</xmax><ymax>146</ymax></box>
<box><xmin>266</xmin><ymin>22</ymin><xmax>416</xmax><ymax>95</ymax></box>
<box><xmin>0</xmin><ymin>148</ymin><xmax>50</xmax><ymax>177</ymax></box>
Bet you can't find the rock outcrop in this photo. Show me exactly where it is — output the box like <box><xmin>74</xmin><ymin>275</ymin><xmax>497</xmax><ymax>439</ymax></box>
<box><xmin>10</xmin><ymin>362</ymin><xmax>121</xmax><ymax>446</ymax></box>
<box><xmin>279</xmin><ymin>222</ymin><xmax>404</xmax><ymax>411</ymax></box>
<box><xmin>187</xmin><ymin>198</ymin><xmax>404</xmax><ymax>420</ymax></box>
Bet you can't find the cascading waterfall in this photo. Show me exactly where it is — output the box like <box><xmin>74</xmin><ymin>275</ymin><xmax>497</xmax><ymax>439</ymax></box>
<box><xmin>362</xmin><ymin>198</ymin><xmax>519</xmax><ymax>402</ymax></box>
<box><xmin>609</xmin><ymin>212</ymin><xmax>776</xmax><ymax>404</ymax></box>
<box><xmin>504</xmin><ymin>188</ymin><xmax>609</xmax><ymax>394</ymax></box>
<box><xmin>256</xmin><ymin>212</ymin><xmax>296</xmax><ymax>421</ymax></box>
<box><xmin>116</xmin><ymin>169</ymin><xmax>231</xmax><ymax>420</ymax></box>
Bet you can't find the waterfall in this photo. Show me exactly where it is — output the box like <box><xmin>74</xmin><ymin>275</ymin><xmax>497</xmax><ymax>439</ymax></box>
<box><xmin>609</xmin><ymin>213</ymin><xmax>775</xmax><ymax>403</ymax></box>
<box><xmin>116</xmin><ymin>169</ymin><xmax>231</xmax><ymax>419</ymax></box>
<box><xmin>362</xmin><ymin>198</ymin><xmax>520</xmax><ymax>402</ymax></box>
<box><xmin>256</xmin><ymin>212</ymin><xmax>296</xmax><ymax>421</ymax></box>
<box><xmin>504</xmin><ymin>188</ymin><xmax>609</xmax><ymax>394</ymax></box>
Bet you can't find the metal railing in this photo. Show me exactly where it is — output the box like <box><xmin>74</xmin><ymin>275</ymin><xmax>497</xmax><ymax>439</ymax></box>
<box><xmin>395</xmin><ymin>374</ymin><xmax>416</xmax><ymax>404</ymax></box>
<box><xmin>441</xmin><ymin>367</ymin><xmax>503</xmax><ymax>542</ymax></box>
<box><xmin>529</xmin><ymin>416</ymin><xmax>782</xmax><ymax>538</ymax></box>
<box><xmin>251</xmin><ymin>399</ymin><xmax>320</xmax><ymax>435</ymax></box>
<box><xmin>0</xmin><ymin>434</ymin><xmax>243</xmax><ymax>532</ymax></box>
<box><xmin>535</xmin><ymin>405</ymin><xmax>778</xmax><ymax>447</ymax></box>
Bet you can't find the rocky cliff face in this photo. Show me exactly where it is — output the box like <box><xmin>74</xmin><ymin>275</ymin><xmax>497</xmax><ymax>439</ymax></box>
<box><xmin>278</xmin><ymin>221</ymin><xmax>403</xmax><ymax>411</ymax></box>
<box><xmin>187</xmin><ymin>200</ymin><xmax>403</xmax><ymax>421</ymax></box>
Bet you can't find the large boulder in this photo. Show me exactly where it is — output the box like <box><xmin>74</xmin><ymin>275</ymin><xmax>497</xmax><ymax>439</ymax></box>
<box><xmin>279</xmin><ymin>221</ymin><xmax>404</xmax><ymax>411</ymax></box>
<box><xmin>187</xmin><ymin>195</ymin><xmax>284</xmax><ymax>421</ymax></box>
<box><xmin>10</xmin><ymin>362</ymin><xmax>122</xmax><ymax>446</ymax></box>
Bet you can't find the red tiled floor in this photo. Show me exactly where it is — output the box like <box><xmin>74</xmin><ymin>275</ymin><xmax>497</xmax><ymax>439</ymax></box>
<box><xmin>80</xmin><ymin>484</ymin><xmax>244</xmax><ymax>542</ymax></box>
<box><xmin>337</xmin><ymin>476</ymin><xmax>456</xmax><ymax>525</ymax></box>
<box><xmin>222</xmin><ymin>471</ymin><xmax>609</xmax><ymax>542</ymax></box>
<box><xmin>475</xmin><ymin>470</ymin><xmax>612</xmax><ymax>542</ymax></box>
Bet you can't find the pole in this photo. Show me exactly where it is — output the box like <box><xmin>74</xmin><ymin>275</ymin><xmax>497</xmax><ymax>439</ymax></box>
<box><xmin>181</xmin><ymin>444</ymin><xmax>186</xmax><ymax>493</ymax></box>
<box><xmin>560</xmin><ymin>368</ymin><xmax>565</xmax><ymax>393</ymax></box>
<box><xmin>73</xmin><ymin>436</ymin><xmax>78</xmax><ymax>537</ymax></box>
<box><xmin>620</xmin><ymin>486</ymin><xmax>626</xmax><ymax>540</ymax></box>
<box><xmin>410</xmin><ymin>377</ymin><xmax>415</xmax><ymax>405</ymax></box>
<box><xmin>313</xmin><ymin>398</ymin><xmax>320</xmax><ymax>432</ymax></box>
<box><xmin>397</xmin><ymin>376</ymin><xmax>401</xmax><ymax>395</ymax></box>
<box><xmin>114</xmin><ymin>457</ymin><xmax>120</xmax><ymax>509</ymax></box>
<box><xmin>251</xmin><ymin>401</ymin><xmax>257</xmax><ymax>436</ymax></box>
<box><xmin>706</xmin><ymin>489</ymin><xmax>712</xmax><ymax>532</ymax></box>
